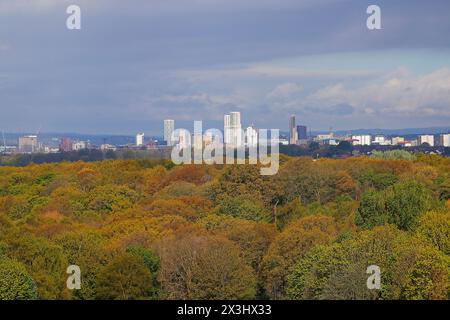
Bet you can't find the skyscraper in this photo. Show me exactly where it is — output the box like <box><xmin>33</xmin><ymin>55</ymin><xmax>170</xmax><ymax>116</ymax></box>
<box><xmin>245</xmin><ymin>125</ymin><xmax>258</xmax><ymax>148</ymax></box>
<box><xmin>224</xmin><ymin>112</ymin><xmax>242</xmax><ymax>147</ymax></box>
<box><xmin>296</xmin><ymin>125</ymin><xmax>307</xmax><ymax>140</ymax></box>
<box><xmin>289</xmin><ymin>115</ymin><xmax>297</xmax><ymax>145</ymax></box>
<box><xmin>136</xmin><ymin>133</ymin><xmax>144</xmax><ymax>146</ymax></box>
<box><xmin>164</xmin><ymin>119</ymin><xmax>175</xmax><ymax>146</ymax></box>
<box><xmin>224</xmin><ymin>114</ymin><xmax>231</xmax><ymax>145</ymax></box>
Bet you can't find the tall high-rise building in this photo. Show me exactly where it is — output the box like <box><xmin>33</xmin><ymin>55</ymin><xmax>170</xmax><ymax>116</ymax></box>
<box><xmin>245</xmin><ymin>125</ymin><xmax>258</xmax><ymax>148</ymax></box>
<box><xmin>164</xmin><ymin>119</ymin><xmax>175</xmax><ymax>146</ymax></box>
<box><xmin>289</xmin><ymin>115</ymin><xmax>297</xmax><ymax>144</ymax></box>
<box><xmin>296</xmin><ymin>125</ymin><xmax>307</xmax><ymax>140</ymax></box>
<box><xmin>224</xmin><ymin>114</ymin><xmax>231</xmax><ymax>145</ymax></box>
<box><xmin>439</xmin><ymin>133</ymin><xmax>450</xmax><ymax>147</ymax></box>
<box><xmin>418</xmin><ymin>135</ymin><xmax>434</xmax><ymax>146</ymax></box>
<box><xmin>18</xmin><ymin>135</ymin><xmax>38</xmax><ymax>153</ymax></box>
<box><xmin>136</xmin><ymin>133</ymin><xmax>144</xmax><ymax>147</ymax></box>
<box><xmin>224</xmin><ymin>112</ymin><xmax>242</xmax><ymax>147</ymax></box>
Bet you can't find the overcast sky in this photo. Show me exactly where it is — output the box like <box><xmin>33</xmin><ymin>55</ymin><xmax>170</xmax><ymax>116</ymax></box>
<box><xmin>0</xmin><ymin>0</ymin><xmax>449</xmax><ymax>135</ymax></box>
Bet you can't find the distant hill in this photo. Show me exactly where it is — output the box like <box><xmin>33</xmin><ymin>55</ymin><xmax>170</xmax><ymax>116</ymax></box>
<box><xmin>312</xmin><ymin>126</ymin><xmax>450</xmax><ymax>136</ymax></box>
<box><xmin>1</xmin><ymin>132</ymin><xmax>164</xmax><ymax>147</ymax></box>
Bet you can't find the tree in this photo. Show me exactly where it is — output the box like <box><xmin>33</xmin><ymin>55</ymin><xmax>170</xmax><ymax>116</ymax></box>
<box><xmin>370</xmin><ymin>150</ymin><xmax>416</xmax><ymax>161</ymax></box>
<box><xmin>437</xmin><ymin>177</ymin><xmax>450</xmax><ymax>201</ymax></box>
<box><xmin>384</xmin><ymin>180</ymin><xmax>431</xmax><ymax>230</ymax></box>
<box><xmin>287</xmin><ymin>225</ymin><xmax>449</xmax><ymax>300</ymax></box>
<box><xmin>55</xmin><ymin>231</ymin><xmax>109</xmax><ymax>300</ymax></box>
<box><xmin>416</xmin><ymin>210</ymin><xmax>450</xmax><ymax>255</ymax></box>
<box><xmin>157</xmin><ymin>181</ymin><xmax>200</xmax><ymax>198</ymax></box>
<box><xmin>335</xmin><ymin>171</ymin><xmax>358</xmax><ymax>198</ymax></box>
<box><xmin>126</xmin><ymin>245</ymin><xmax>160</xmax><ymax>298</ymax></box>
<box><xmin>156</xmin><ymin>232</ymin><xmax>256</xmax><ymax>299</ymax></box>
<box><xmin>287</xmin><ymin>244</ymin><xmax>349</xmax><ymax>300</ymax></box>
<box><xmin>355</xmin><ymin>188</ymin><xmax>388</xmax><ymax>229</ymax></box>
<box><xmin>260</xmin><ymin>215</ymin><xmax>337</xmax><ymax>299</ymax></box>
<box><xmin>77</xmin><ymin>167</ymin><xmax>100</xmax><ymax>192</ymax></box>
<box><xmin>199</xmin><ymin>215</ymin><xmax>276</xmax><ymax>297</ymax></box>
<box><xmin>88</xmin><ymin>185</ymin><xmax>139</xmax><ymax>214</ymax></box>
<box><xmin>210</xmin><ymin>165</ymin><xmax>281</xmax><ymax>208</ymax></box>
<box><xmin>0</xmin><ymin>256</ymin><xmax>37</xmax><ymax>300</ymax></box>
<box><xmin>5</xmin><ymin>234</ymin><xmax>69</xmax><ymax>299</ymax></box>
<box><xmin>214</xmin><ymin>195</ymin><xmax>272</xmax><ymax>222</ymax></box>
<box><xmin>336</xmin><ymin>141</ymin><xmax>353</xmax><ymax>154</ymax></box>
<box><xmin>96</xmin><ymin>252</ymin><xmax>153</xmax><ymax>300</ymax></box>
<box><xmin>147</xmin><ymin>198</ymin><xmax>198</xmax><ymax>221</ymax></box>
<box><xmin>356</xmin><ymin>181</ymin><xmax>431</xmax><ymax>231</ymax></box>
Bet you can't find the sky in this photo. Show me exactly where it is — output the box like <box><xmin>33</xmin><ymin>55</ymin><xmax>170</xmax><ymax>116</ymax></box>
<box><xmin>0</xmin><ymin>0</ymin><xmax>450</xmax><ymax>135</ymax></box>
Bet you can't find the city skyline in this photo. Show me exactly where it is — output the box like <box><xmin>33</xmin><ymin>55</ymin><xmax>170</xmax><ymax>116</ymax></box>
<box><xmin>1</xmin><ymin>1</ymin><xmax>450</xmax><ymax>135</ymax></box>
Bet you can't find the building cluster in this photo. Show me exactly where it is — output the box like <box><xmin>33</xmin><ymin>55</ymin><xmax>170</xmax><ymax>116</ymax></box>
<box><xmin>288</xmin><ymin>115</ymin><xmax>308</xmax><ymax>145</ymax></box>
<box><xmin>59</xmin><ymin>138</ymin><xmax>90</xmax><ymax>152</ymax></box>
<box><xmin>161</xmin><ymin>112</ymin><xmax>259</xmax><ymax>150</ymax></box>
<box><xmin>286</xmin><ymin>114</ymin><xmax>450</xmax><ymax>148</ymax></box>
<box><xmin>2</xmin><ymin>114</ymin><xmax>449</xmax><ymax>155</ymax></box>
<box><xmin>343</xmin><ymin>133</ymin><xmax>448</xmax><ymax>147</ymax></box>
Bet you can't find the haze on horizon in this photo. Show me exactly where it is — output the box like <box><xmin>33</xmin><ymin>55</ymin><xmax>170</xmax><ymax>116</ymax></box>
<box><xmin>0</xmin><ymin>0</ymin><xmax>450</xmax><ymax>135</ymax></box>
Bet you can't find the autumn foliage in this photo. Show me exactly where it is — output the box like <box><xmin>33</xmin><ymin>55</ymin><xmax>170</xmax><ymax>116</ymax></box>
<box><xmin>0</xmin><ymin>155</ymin><xmax>448</xmax><ymax>300</ymax></box>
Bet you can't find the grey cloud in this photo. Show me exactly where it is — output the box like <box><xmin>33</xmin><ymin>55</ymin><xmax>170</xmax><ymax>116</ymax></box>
<box><xmin>0</xmin><ymin>0</ymin><xmax>449</xmax><ymax>134</ymax></box>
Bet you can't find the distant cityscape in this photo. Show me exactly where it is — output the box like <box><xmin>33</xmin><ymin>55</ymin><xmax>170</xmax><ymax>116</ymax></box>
<box><xmin>1</xmin><ymin>112</ymin><xmax>449</xmax><ymax>156</ymax></box>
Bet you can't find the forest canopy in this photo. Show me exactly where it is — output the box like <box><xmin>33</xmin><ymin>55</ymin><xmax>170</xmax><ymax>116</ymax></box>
<box><xmin>0</xmin><ymin>154</ymin><xmax>449</xmax><ymax>300</ymax></box>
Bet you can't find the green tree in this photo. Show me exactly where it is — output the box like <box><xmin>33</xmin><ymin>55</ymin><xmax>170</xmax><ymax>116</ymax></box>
<box><xmin>260</xmin><ymin>215</ymin><xmax>337</xmax><ymax>299</ymax></box>
<box><xmin>0</xmin><ymin>256</ymin><xmax>37</xmax><ymax>300</ymax></box>
<box><xmin>287</xmin><ymin>225</ymin><xmax>449</xmax><ymax>300</ymax></box>
<box><xmin>214</xmin><ymin>195</ymin><xmax>272</xmax><ymax>222</ymax></box>
<box><xmin>355</xmin><ymin>188</ymin><xmax>388</xmax><ymax>229</ymax></box>
<box><xmin>356</xmin><ymin>181</ymin><xmax>431</xmax><ymax>230</ymax></box>
<box><xmin>96</xmin><ymin>253</ymin><xmax>153</xmax><ymax>300</ymax></box>
<box><xmin>384</xmin><ymin>180</ymin><xmax>431</xmax><ymax>230</ymax></box>
<box><xmin>287</xmin><ymin>244</ymin><xmax>349</xmax><ymax>300</ymax></box>
<box><xmin>370</xmin><ymin>150</ymin><xmax>416</xmax><ymax>161</ymax></box>
<box><xmin>5</xmin><ymin>234</ymin><xmax>69</xmax><ymax>299</ymax></box>
<box><xmin>126</xmin><ymin>246</ymin><xmax>160</xmax><ymax>298</ymax></box>
<box><xmin>416</xmin><ymin>210</ymin><xmax>450</xmax><ymax>255</ymax></box>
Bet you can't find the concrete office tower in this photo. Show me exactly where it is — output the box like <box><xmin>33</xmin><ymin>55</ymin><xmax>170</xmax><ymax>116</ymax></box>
<box><xmin>439</xmin><ymin>133</ymin><xmax>450</xmax><ymax>147</ymax></box>
<box><xmin>245</xmin><ymin>125</ymin><xmax>258</xmax><ymax>148</ymax></box>
<box><xmin>164</xmin><ymin>119</ymin><xmax>175</xmax><ymax>146</ymax></box>
<box><xmin>136</xmin><ymin>133</ymin><xmax>145</xmax><ymax>146</ymax></box>
<box><xmin>18</xmin><ymin>135</ymin><xmax>38</xmax><ymax>153</ymax></box>
<box><xmin>418</xmin><ymin>135</ymin><xmax>434</xmax><ymax>146</ymax></box>
<box><xmin>224</xmin><ymin>112</ymin><xmax>242</xmax><ymax>147</ymax></box>
<box><xmin>289</xmin><ymin>115</ymin><xmax>297</xmax><ymax>145</ymax></box>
